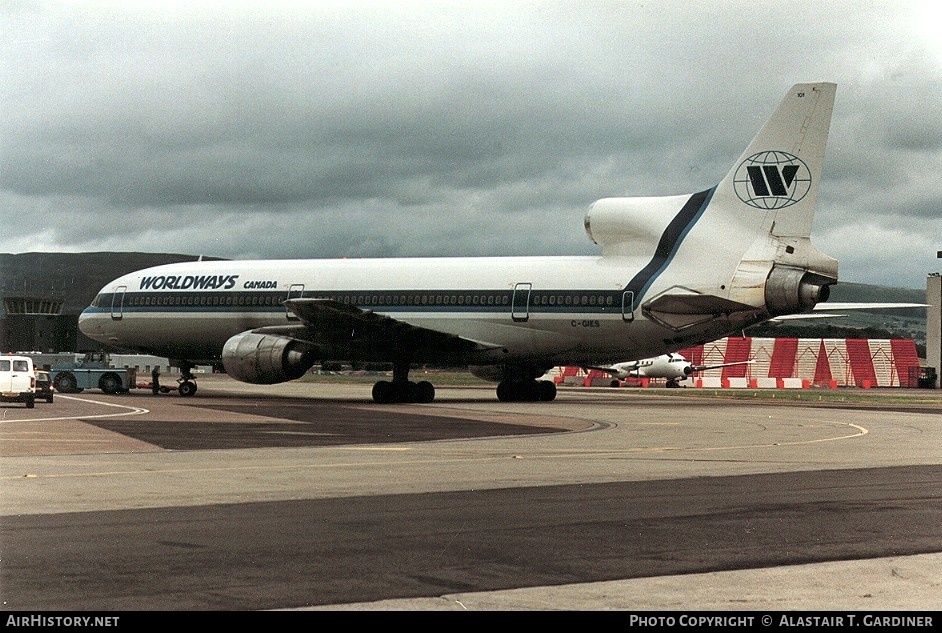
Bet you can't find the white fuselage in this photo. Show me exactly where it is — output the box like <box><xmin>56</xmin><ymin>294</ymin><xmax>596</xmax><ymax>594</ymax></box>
<box><xmin>78</xmin><ymin>253</ymin><xmax>750</xmax><ymax>368</ymax></box>
<box><xmin>608</xmin><ymin>355</ymin><xmax>694</xmax><ymax>381</ymax></box>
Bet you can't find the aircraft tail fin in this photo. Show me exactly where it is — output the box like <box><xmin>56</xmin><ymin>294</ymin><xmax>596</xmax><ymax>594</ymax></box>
<box><xmin>715</xmin><ymin>82</ymin><xmax>836</xmax><ymax>238</ymax></box>
<box><xmin>585</xmin><ymin>83</ymin><xmax>840</xmax><ymax>326</ymax></box>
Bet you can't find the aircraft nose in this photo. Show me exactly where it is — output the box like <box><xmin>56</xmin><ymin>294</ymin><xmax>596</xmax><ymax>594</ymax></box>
<box><xmin>77</xmin><ymin>309</ymin><xmax>94</xmax><ymax>336</ymax></box>
<box><xmin>78</xmin><ymin>308</ymin><xmax>111</xmax><ymax>343</ymax></box>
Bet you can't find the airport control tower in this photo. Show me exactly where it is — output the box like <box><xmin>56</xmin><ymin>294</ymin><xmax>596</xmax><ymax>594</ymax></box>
<box><xmin>927</xmin><ymin>252</ymin><xmax>942</xmax><ymax>389</ymax></box>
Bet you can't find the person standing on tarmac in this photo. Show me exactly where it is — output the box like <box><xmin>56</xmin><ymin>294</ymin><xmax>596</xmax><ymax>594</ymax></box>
<box><xmin>152</xmin><ymin>366</ymin><xmax>161</xmax><ymax>395</ymax></box>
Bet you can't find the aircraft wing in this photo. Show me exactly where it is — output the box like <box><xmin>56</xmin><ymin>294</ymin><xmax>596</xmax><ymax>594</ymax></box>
<box><xmin>689</xmin><ymin>359</ymin><xmax>755</xmax><ymax>372</ymax></box>
<box><xmin>583</xmin><ymin>364</ymin><xmax>624</xmax><ymax>377</ymax></box>
<box><xmin>281</xmin><ymin>297</ymin><xmax>497</xmax><ymax>360</ymax></box>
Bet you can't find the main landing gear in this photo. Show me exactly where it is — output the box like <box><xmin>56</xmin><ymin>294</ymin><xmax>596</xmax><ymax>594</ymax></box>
<box><xmin>371</xmin><ymin>362</ymin><xmax>435</xmax><ymax>404</ymax></box>
<box><xmin>176</xmin><ymin>361</ymin><xmax>198</xmax><ymax>397</ymax></box>
<box><xmin>496</xmin><ymin>379</ymin><xmax>557</xmax><ymax>402</ymax></box>
<box><xmin>368</xmin><ymin>363</ymin><xmax>557</xmax><ymax>404</ymax></box>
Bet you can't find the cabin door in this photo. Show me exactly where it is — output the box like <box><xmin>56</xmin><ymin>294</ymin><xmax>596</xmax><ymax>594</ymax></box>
<box><xmin>511</xmin><ymin>283</ymin><xmax>531</xmax><ymax>322</ymax></box>
<box><xmin>286</xmin><ymin>284</ymin><xmax>305</xmax><ymax>320</ymax></box>
<box><xmin>111</xmin><ymin>286</ymin><xmax>126</xmax><ymax>320</ymax></box>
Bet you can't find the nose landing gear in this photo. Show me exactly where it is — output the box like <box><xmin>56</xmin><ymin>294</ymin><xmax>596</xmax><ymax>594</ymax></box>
<box><xmin>176</xmin><ymin>361</ymin><xmax>198</xmax><ymax>397</ymax></box>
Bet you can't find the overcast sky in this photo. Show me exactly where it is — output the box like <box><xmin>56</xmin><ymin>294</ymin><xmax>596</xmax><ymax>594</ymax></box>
<box><xmin>2</xmin><ymin>1</ymin><xmax>940</xmax><ymax>289</ymax></box>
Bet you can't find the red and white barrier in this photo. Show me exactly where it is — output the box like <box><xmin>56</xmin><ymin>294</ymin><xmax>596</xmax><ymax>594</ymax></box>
<box><xmin>550</xmin><ymin>337</ymin><xmax>921</xmax><ymax>389</ymax></box>
<box><xmin>682</xmin><ymin>337</ymin><xmax>919</xmax><ymax>388</ymax></box>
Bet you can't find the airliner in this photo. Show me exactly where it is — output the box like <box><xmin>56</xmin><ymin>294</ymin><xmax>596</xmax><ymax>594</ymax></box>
<box><xmin>586</xmin><ymin>353</ymin><xmax>756</xmax><ymax>388</ymax></box>
<box><xmin>80</xmin><ymin>82</ymin><xmax>841</xmax><ymax>403</ymax></box>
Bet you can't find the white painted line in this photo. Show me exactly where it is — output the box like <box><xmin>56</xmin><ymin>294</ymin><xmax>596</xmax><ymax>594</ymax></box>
<box><xmin>0</xmin><ymin>395</ymin><xmax>149</xmax><ymax>423</ymax></box>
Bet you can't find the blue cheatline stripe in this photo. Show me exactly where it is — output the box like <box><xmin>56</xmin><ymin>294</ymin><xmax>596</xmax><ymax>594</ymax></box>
<box><xmin>83</xmin><ymin>288</ymin><xmax>629</xmax><ymax>317</ymax></box>
<box><xmin>621</xmin><ymin>187</ymin><xmax>715</xmax><ymax>302</ymax></box>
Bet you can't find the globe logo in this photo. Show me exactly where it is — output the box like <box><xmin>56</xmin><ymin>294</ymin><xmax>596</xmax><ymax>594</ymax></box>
<box><xmin>733</xmin><ymin>151</ymin><xmax>811</xmax><ymax>209</ymax></box>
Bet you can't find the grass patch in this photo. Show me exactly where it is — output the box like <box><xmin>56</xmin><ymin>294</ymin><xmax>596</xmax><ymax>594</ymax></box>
<box><xmin>612</xmin><ymin>387</ymin><xmax>942</xmax><ymax>405</ymax></box>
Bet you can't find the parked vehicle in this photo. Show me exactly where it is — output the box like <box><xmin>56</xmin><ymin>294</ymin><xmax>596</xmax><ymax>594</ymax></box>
<box><xmin>1</xmin><ymin>355</ymin><xmax>36</xmax><ymax>408</ymax></box>
<box><xmin>34</xmin><ymin>370</ymin><xmax>54</xmax><ymax>403</ymax></box>
<box><xmin>50</xmin><ymin>353</ymin><xmax>137</xmax><ymax>395</ymax></box>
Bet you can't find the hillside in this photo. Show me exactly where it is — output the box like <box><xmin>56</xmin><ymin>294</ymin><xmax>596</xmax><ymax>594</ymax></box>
<box><xmin>826</xmin><ymin>281</ymin><xmax>926</xmax><ymax>309</ymax></box>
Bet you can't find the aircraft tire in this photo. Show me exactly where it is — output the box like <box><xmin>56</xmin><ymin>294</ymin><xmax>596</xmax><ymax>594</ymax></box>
<box><xmin>178</xmin><ymin>381</ymin><xmax>197</xmax><ymax>397</ymax></box>
<box><xmin>497</xmin><ymin>380</ymin><xmax>552</xmax><ymax>402</ymax></box>
<box><xmin>414</xmin><ymin>380</ymin><xmax>435</xmax><ymax>403</ymax></box>
<box><xmin>535</xmin><ymin>379</ymin><xmax>557</xmax><ymax>401</ymax></box>
<box><xmin>372</xmin><ymin>380</ymin><xmax>397</xmax><ymax>404</ymax></box>
<box><xmin>496</xmin><ymin>380</ymin><xmax>516</xmax><ymax>402</ymax></box>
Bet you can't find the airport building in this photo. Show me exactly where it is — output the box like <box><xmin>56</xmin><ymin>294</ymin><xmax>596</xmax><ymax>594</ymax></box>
<box><xmin>928</xmin><ymin>270</ymin><xmax>941</xmax><ymax>389</ymax></box>
<box><xmin>0</xmin><ymin>252</ymin><xmax>222</xmax><ymax>355</ymax></box>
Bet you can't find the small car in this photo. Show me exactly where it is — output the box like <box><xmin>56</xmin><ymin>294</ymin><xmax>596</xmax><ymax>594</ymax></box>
<box><xmin>34</xmin><ymin>370</ymin><xmax>54</xmax><ymax>403</ymax></box>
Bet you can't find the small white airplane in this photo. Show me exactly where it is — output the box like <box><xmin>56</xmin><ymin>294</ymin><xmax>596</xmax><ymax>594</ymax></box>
<box><xmin>80</xmin><ymin>82</ymin><xmax>842</xmax><ymax>404</ymax></box>
<box><xmin>585</xmin><ymin>353</ymin><xmax>755</xmax><ymax>388</ymax></box>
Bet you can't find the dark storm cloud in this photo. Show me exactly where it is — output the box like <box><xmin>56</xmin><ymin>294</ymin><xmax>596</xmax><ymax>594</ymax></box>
<box><xmin>2</xmin><ymin>1</ymin><xmax>940</xmax><ymax>288</ymax></box>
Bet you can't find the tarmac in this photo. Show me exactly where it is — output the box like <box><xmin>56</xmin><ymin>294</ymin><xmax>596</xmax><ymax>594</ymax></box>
<box><xmin>1</xmin><ymin>375</ymin><xmax>940</xmax><ymax>611</ymax></box>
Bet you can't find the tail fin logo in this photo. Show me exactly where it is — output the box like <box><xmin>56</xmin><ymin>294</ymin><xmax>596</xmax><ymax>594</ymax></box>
<box><xmin>733</xmin><ymin>151</ymin><xmax>811</xmax><ymax>209</ymax></box>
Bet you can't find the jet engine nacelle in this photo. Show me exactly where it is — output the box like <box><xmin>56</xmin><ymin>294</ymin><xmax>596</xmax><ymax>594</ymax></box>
<box><xmin>583</xmin><ymin>195</ymin><xmax>688</xmax><ymax>256</ymax></box>
<box><xmin>764</xmin><ymin>266</ymin><xmax>832</xmax><ymax>316</ymax></box>
<box><xmin>221</xmin><ymin>331</ymin><xmax>317</xmax><ymax>384</ymax></box>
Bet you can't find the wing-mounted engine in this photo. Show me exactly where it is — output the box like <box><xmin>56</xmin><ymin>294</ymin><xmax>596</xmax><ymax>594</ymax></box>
<box><xmin>222</xmin><ymin>331</ymin><xmax>318</xmax><ymax>384</ymax></box>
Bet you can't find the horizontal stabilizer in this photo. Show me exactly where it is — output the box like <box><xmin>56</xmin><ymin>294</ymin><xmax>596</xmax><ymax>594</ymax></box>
<box><xmin>767</xmin><ymin>301</ymin><xmax>927</xmax><ymax>323</ymax></box>
<box><xmin>768</xmin><ymin>313</ymin><xmax>847</xmax><ymax>322</ymax></box>
<box><xmin>809</xmin><ymin>302</ymin><xmax>928</xmax><ymax>311</ymax></box>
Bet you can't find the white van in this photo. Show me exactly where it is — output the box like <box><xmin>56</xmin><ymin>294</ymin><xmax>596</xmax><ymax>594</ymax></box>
<box><xmin>0</xmin><ymin>355</ymin><xmax>36</xmax><ymax>408</ymax></box>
